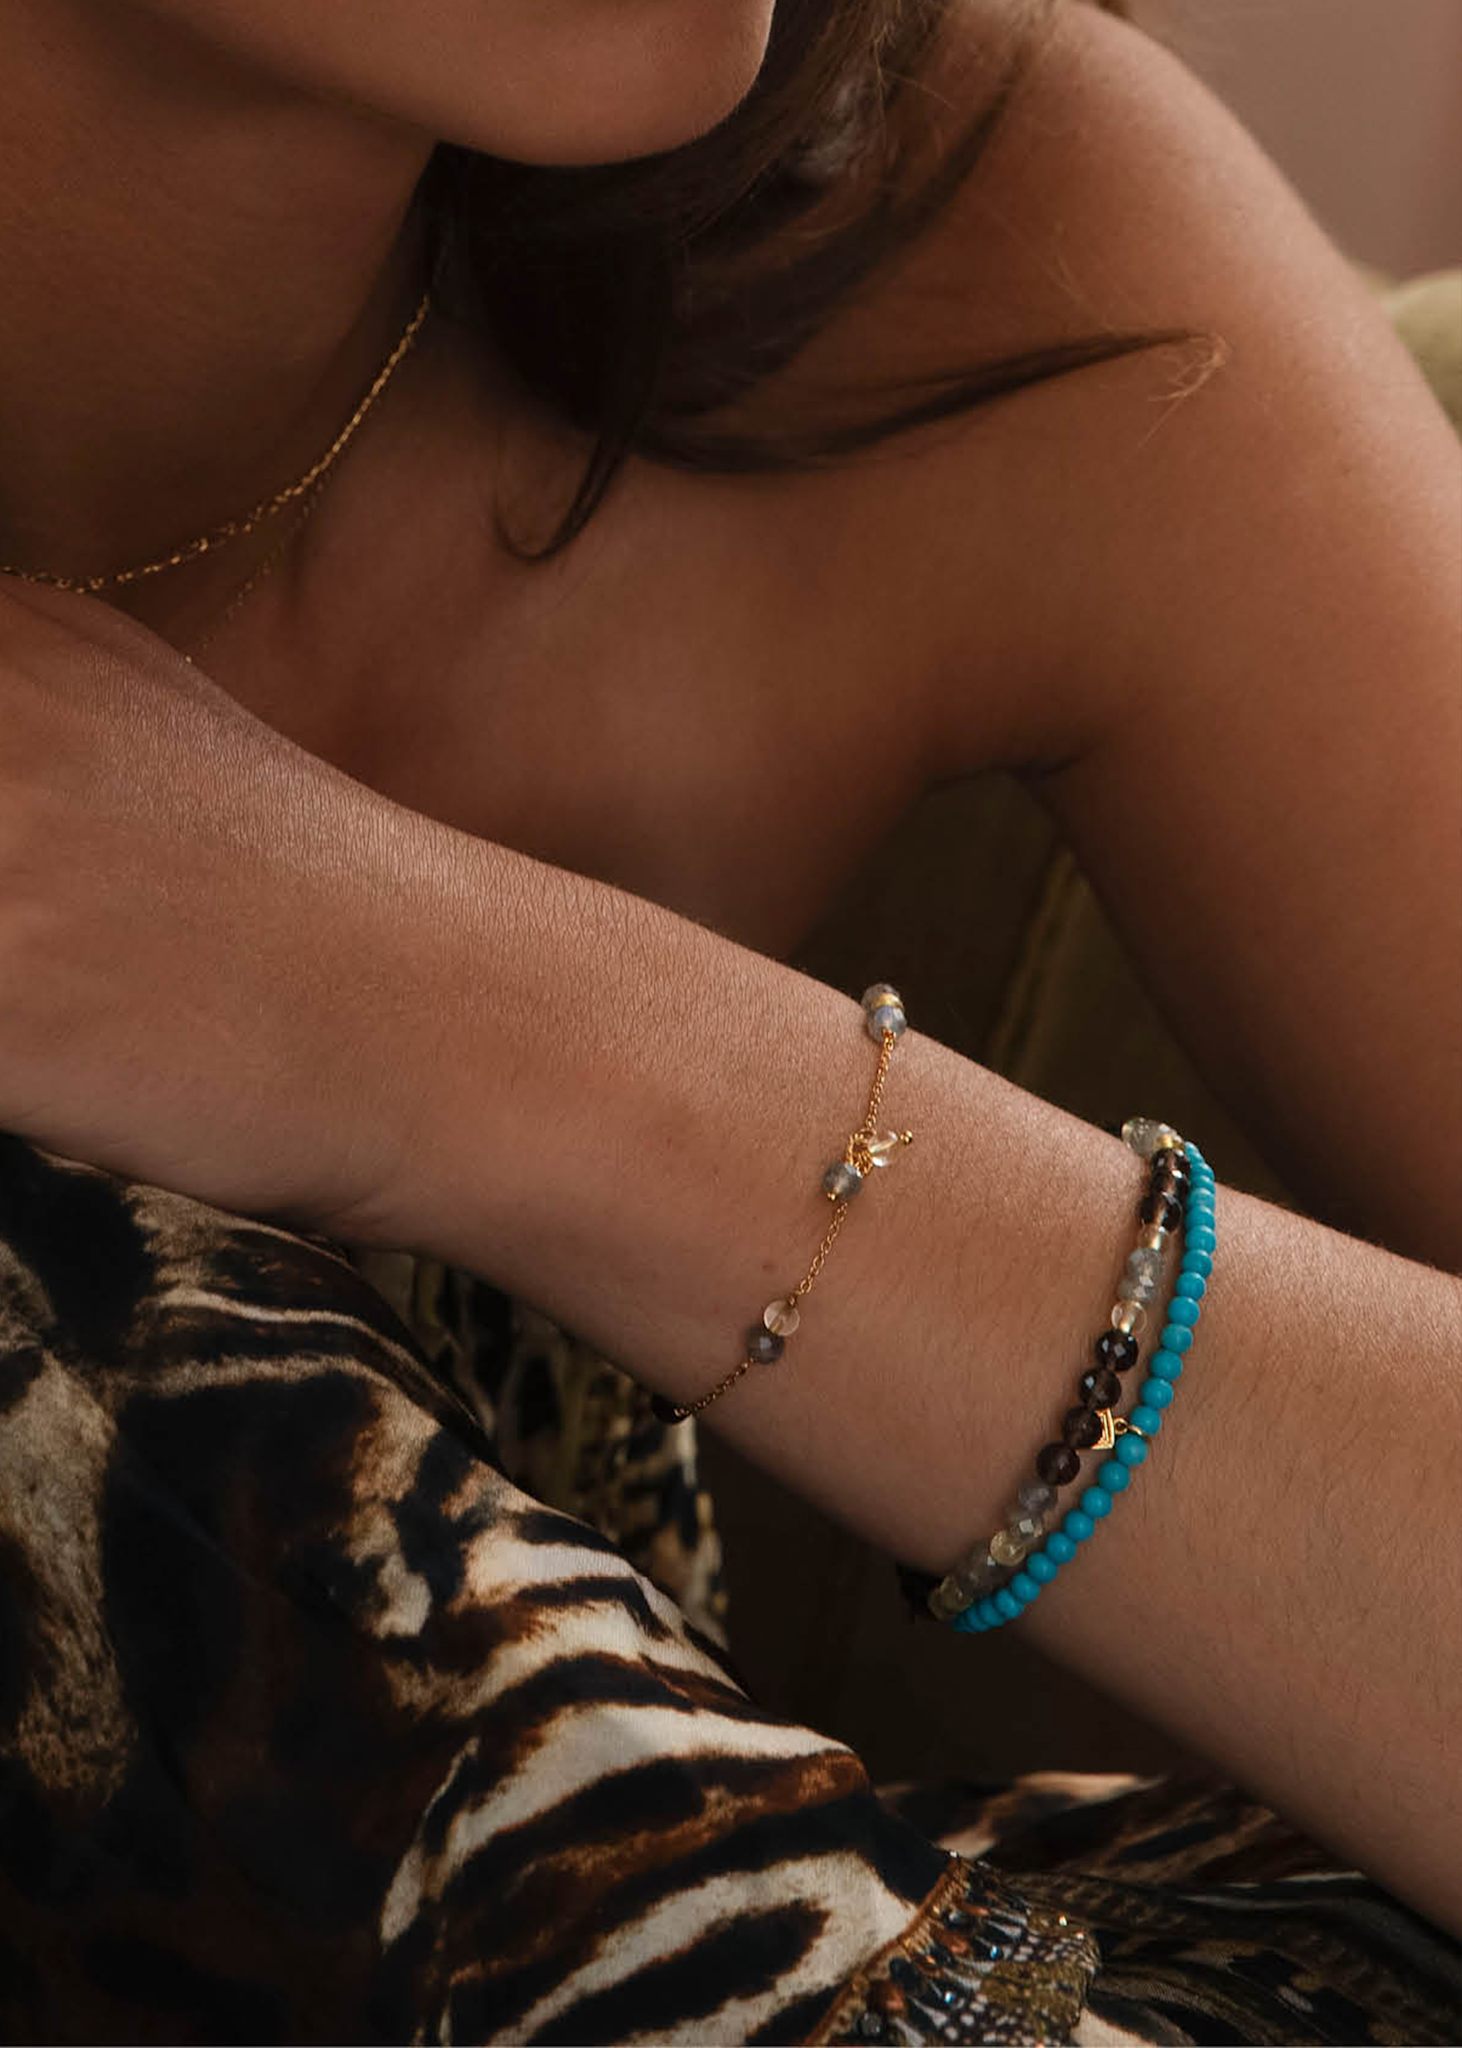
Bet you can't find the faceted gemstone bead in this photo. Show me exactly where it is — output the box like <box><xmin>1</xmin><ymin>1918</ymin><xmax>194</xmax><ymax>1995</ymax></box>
<box><xmin>747</xmin><ymin>1326</ymin><xmax>785</xmax><ymax>1365</ymax></box>
<box><xmin>1061</xmin><ymin>1404</ymin><xmax>1103</xmax><ymax>1450</ymax></box>
<box><xmin>989</xmin><ymin>1525</ymin><xmax>1032</xmax><ymax>1567</ymax></box>
<box><xmin>866</xmin><ymin>1003</ymin><xmax>907</xmax><ymax>1042</ymax></box>
<box><xmin>1121</xmin><ymin>1116</ymin><xmax>1174</xmax><ymax>1158</ymax></box>
<box><xmin>822</xmin><ymin>1160</ymin><xmax>863</xmax><ymax>1202</ymax></box>
<box><xmin>1095</xmin><ymin>1329</ymin><xmax>1141</xmax><ymax>1372</ymax></box>
<box><xmin>1112</xmin><ymin>1301</ymin><xmax>1147</xmax><ymax>1336</ymax></box>
<box><xmin>1017</xmin><ymin>1480</ymin><xmax>1056</xmax><ymax>1515</ymax></box>
<box><xmin>1118</xmin><ymin>1271</ymin><xmax>1157</xmax><ymax>1305</ymax></box>
<box><xmin>860</xmin><ymin>982</ymin><xmax>902</xmax><ymax>1012</ymax></box>
<box><xmin>1009</xmin><ymin>1510</ymin><xmax>1046</xmax><ymax>1543</ymax></box>
<box><xmin>1138</xmin><ymin>1223</ymin><xmax>1168</xmax><ymax>1253</ymax></box>
<box><xmin>1036</xmin><ymin>1440</ymin><xmax>1080</xmax><ymax>1487</ymax></box>
<box><xmin>1152</xmin><ymin>1145</ymin><xmax>1190</xmax><ymax>1180</ymax></box>
<box><xmin>764</xmin><ymin>1297</ymin><xmax>802</xmax><ymax>1337</ymax></box>
<box><xmin>1125</xmin><ymin>1247</ymin><xmax>1164</xmax><ymax>1288</ymax></box>
<box><xmin>1078</xmin><ymin>1364</ymin><xmax>1122</xmax><ymax>1407</ymax></box>
<box><xmin>1139</xmin><ymin>1190</ymin><xmax>1183</xmax><ymax>1230</ymax></box>
<box><xmin>863</xmin><ymin>1130</ymin><xmax>907</xmax><ymax>1169</ymax></box>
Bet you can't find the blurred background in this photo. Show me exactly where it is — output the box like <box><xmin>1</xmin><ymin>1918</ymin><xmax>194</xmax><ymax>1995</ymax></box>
<box><xmin>1141</xmin><ymin>0</ymin><xmax>1460</xmax><ymax>274</ymax></box>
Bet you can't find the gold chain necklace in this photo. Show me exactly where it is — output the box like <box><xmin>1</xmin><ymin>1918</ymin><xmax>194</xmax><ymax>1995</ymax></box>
<box><xmin>2</xmin><ymin>289</ymin><xmax>431</xmax><ymax>597</ymax></box>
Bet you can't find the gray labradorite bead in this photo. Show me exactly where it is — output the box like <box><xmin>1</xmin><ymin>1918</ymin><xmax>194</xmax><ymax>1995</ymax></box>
<box><xmin>747</xmin><ymin>1326</ymin><xmax>785</xmax><ymax>1365</ymax></box>
<box><xmin>1126</xmin><ymin>1247</ymin><xmax>1164</xmax><ymax>1287</ymax></box>
<box><xmin>1017</xmin><ymin>1480</ymin><xmax>1056</xmax><ymax>1515</ymax></box>
<box><xmin>866</xmin><ymin>1003</ymin><xmax>907</xmax><ymax>1042</ymax></box>
<box><xmin>822</xmin><ymin>1160</ymin><xmax>864</xmax><ymax>1201</ymax></box>
<box><xmin>860</xmin><ymin>982</ymin><xmax>902</xmax><ymax>1012</ymax></box>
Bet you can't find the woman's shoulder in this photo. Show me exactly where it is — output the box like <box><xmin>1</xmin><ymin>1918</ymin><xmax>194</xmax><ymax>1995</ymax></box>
<box><xmin>754</xmin><ymin>0</ymin><xmax>1414</xmax><ymax>777</ymax></box>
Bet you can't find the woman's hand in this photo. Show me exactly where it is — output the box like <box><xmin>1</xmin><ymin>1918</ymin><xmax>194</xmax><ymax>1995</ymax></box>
<box><xmin>0</xmin><ymin>578</ymin><xmax>453</xmax><ymax>1235</ymax></box>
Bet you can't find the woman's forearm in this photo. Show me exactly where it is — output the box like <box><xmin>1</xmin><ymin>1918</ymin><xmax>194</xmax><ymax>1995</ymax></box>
<box><xmin>363</xmin><ymin>834</ymin><xmax>1462</xmax><ymax>1932</ymax></box>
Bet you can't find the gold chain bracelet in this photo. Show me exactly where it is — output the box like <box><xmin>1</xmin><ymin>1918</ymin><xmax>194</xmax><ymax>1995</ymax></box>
<box><xmin>650</xmin><ymin>982</ymin><xmax>915</xmax><ymax>1425</ymax></box>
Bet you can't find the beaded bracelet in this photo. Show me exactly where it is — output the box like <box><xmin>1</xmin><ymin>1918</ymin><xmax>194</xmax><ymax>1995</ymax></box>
<box><xmin>923</xmin><ymin>1120</ymin><xmax>1190</xmax><ymax>1621</ymax></box>
<box><xmin>651</xmin><ymin>982</ymin><xmax>914</xmax><ymax>1425</ymax></box>
<box><xmin>953</xmin><ymin>1135</ymin><xmax>1215</xmax><ymax>1633</ymax></box>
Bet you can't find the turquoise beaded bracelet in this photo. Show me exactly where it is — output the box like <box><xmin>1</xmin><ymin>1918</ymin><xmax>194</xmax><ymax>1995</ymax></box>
<box><xmin>952</xmin><ymin>1140</ymin><xmax>1216</xmax><ymax>1633</ymax></box>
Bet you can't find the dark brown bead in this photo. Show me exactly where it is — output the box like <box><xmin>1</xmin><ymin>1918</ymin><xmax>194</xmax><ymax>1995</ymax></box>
<box><xmin>1061</xmin><ymin>1404</ymin><xmax>1103</xmax><ymax>1449</ymax></box>
<box><xmin>649</xmin><ymin>1394</ymin><xmax>685</xmax><ymax>1425</ymax></box>
<box><xmin>1152</xmin><ymin>1148</ymin><xmax>1190</xmax><ymax>1184</ymax></box>
<box><xmin>1079</xmin><ymin>1363</ymin><xmax>1123</xmax><ymax>1407</ymax></box>
<box><xmin>1095</xmin><ymin>1329</ymin><xmax>1141</xmax><ymax>1372</ymax></box>
<box><xmin>1139</xmin><ymin>1190</ymin><xmax>1182</xmax><ymax>1229</ymax></box>
<box><xmin>1036</xmin><ymin>1440</ymin><xmax>1080</xmax><ymax>1487</ymax></box>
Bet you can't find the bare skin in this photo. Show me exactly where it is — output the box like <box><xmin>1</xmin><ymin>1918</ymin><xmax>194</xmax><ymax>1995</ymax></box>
<box><xmin>1</xmin><ymin>0</ymin><xmax>1459</xmax><ymax>1941</ymax></box>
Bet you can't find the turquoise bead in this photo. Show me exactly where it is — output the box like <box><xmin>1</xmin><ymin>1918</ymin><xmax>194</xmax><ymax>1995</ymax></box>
<box><xmin>1129</xmin><ymin>1403</ymin><xmax>1164</xmax><ymax>1435</ymax></box>
<box><xmin>1080</xmin><ymin>1485</ymin><xmax>1113</xmax><ymax>1520</ymax></box>
<box><xmin>1160</xmin><ymin>1324</ymin><xmax>1194</xmax><ymax>1353</ymax></box>
<box><xmin>1095</xmin><ymin>1459</ymin><xmax>1130</xmax><ymax>1494</ymax></box>
<box><xmin>978</xmin><ymin>1597</ymin><xmax>999</xmax><ymax>1628</ymax></box>
<box><xmin>953</xmin><ymin>1606</ymin><xmax>978</xmax><ymax>1632</ymax></box>
<box><xmin>1188</xmin><ymin>1227</ymin><xmax>1217</xmax><ymax>1254</ymax></box>
<box><xmin>1175</xmin><ymin>1272</ymin><xmax>1206</xmax><ymax>1300</ymax></box>
<box><xmin>1114</xmin><ymin>1433</ymin><xmax>1148</xmax><ymax>1467</ymax></box>
<box><xmin>1149</xmin><ymin>1349</ymin><xmax>1184</xmax><ymax>1380</ymax></box>
<box><xmin>1138</xmin><ymin>1375</ymin><xmax>1174</xmax><ymax>1409</ymax></box>
<box><xmin>1167</xmin><ymin>1297</ymin><xmax>1200</xmax><ymax>1327</ymax></box>
<box><xmin>1027</xmin><ymin>1550</ymin><xmax>1059</xmax><ymax>1585</ymax></box>
<box><xmin>1064</xmin><ymin>1510</ymin><xmax>1095</xmax><ymax>1543</ymax></box>
<box><xmin>994</xmin><ymin>1588</ymin><xmax>1022</xmax><ymax>1621</ymax></box>
<box><xmin>1045</xmin><ymin>1531</ymin><xmax>1078</xmax><ymax>1565</ymax></box>
<box><xmin>1182</xmin><ymin>1250</ymin><xmax>1213</xmax><ymax>1278</ymax></box>
<box><xmin>1011</xmin><ymin>1570</ymin><xmax>1041</xmax><ymax>1604</ymax></box>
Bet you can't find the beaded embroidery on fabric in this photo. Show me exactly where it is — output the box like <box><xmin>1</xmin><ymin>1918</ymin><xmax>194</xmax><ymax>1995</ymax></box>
<box><xmin>346</xmin><ymin>1247</ymin><xmax>729</xmax><ymax>1642</ymax></box>
<box><xmin>813</xmin><ymin>1858</ymin><xmax>1099</xmax><ymax>2046</ymax></box>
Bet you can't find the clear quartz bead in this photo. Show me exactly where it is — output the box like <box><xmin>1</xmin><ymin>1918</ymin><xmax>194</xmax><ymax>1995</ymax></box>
<box><xmin>864</xmin><ymin>1130</ymin><xmax>905</xmax><ymax>1168</ymax></box>
<box><xmin>1122</xmin><ymin>1117</ymin><xmax>1178</xmax><ymax>1159</ymax></box>
<box><xmin>1112</xmin><ymin>1300</ymin><xmax>1147</xmax><ymax>1336</ymax></box>
<box><xmin>764</xmin><ymin>1298</ymin><xmax>801</xmax><ymax>1338</ymax></box>
<box><xmin>989</xmin><ymin>1525</ymin><xmax>1033</xmax><ymax>1567</ymax></box>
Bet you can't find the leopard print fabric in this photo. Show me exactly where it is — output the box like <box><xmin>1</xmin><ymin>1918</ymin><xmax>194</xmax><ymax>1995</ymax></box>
<box><xmin>2</xmin><ymin>1134</ymin><xmax>1460</xmax><ymax>2044</ymax></box>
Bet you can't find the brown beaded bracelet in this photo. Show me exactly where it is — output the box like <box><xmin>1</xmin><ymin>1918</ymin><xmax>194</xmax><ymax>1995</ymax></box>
<box><xmin>922</xmin><ymin>1119</ymin><xmax>1190</xmax><ymax>1622</ymax></box>
<box><xmin>650</xmin><ymin>982</ymin><xmax>915</xmax><ymax>1426</ymax></box>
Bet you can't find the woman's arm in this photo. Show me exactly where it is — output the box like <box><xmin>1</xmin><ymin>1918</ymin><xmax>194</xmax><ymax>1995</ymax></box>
<box><xmin>357</xmin><ymin>844</ymin><xmax>1461</xmax><ymax>1935</ymax></box>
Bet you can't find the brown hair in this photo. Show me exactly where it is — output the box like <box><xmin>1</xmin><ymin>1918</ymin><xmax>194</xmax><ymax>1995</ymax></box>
<box><xmin>418</xmin><ymin>0</ymin><xmax>1189</xmax><ymax>551</ymax></box>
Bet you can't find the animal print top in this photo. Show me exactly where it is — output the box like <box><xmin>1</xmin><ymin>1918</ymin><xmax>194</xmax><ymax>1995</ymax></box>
<box><xmin>2</xmin><ymin>1136</ymin><xmax>1460</xmax><ymax>2045</ymax></box>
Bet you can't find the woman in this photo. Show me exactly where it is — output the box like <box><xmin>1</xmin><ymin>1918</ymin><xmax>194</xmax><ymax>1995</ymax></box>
<box><xmin>0</xmin><ymin>0</ymin><xmax>1458</xmax><ymax>2039</ymax></box>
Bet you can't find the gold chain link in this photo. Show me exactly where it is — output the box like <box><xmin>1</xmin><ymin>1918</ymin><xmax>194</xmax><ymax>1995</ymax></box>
<box><xmin>666</xmin><ymin>1010</ymin><xmax>913</xmax><ymax>1421</ymax></box>
<box><xmin>2</xmin><ymin>290</ymin><xmax>430</xmax><ymax>596</ymax></box>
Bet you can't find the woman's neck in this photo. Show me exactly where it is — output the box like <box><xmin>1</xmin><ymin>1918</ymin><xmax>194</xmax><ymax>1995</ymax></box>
<box><xmin>0</xmin><ymin>0</ymin><xmax>433</xmax><ymax>582</ymax></box>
